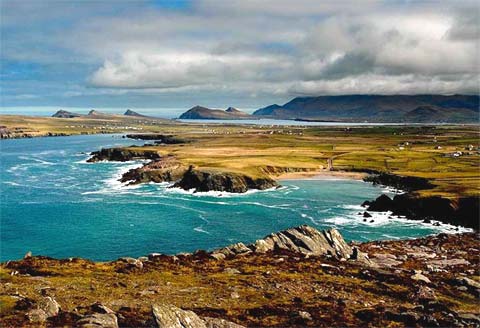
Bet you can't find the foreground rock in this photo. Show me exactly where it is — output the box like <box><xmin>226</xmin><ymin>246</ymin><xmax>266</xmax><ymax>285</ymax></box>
<box><xmin>211</xmin><ymin>225</ymin><xmax>355</xmax><ymax>260</ymax></box>
<box><xmin>1</xmin><ymin>227</ymin><xmax>479</xmax><ymax>327</ymax></box>
<box><xmin>152</xmin><ymin>304</ymin><xmax>244</xmax><ymax>328</ymax></box>
<box><xmin>77</xmin><ymin>313</ymin><xmax>119</xmax><ymax>328</ymax></box>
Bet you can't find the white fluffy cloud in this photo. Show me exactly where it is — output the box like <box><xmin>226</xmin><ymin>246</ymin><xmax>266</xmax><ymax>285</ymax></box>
<box><xmin>84</xmin><ymin>1</ymin><xmax>479</xmax><ymax>97</ymax></box>
<box><xmin>1</xmin><ymin>0</ymin><xmax>478</xmax><ymax>107</ymax></box>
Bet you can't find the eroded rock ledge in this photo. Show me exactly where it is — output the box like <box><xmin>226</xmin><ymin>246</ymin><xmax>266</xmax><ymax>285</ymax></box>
<box><xmin>209</xmin><ymin>225</ymin><xmax>361</xmax><ymax>261</ymax></box>
<box><xmin>361</xmin><ymin>173</ymin><xmax>479</xmax><ymax>230</ymax></box>
<box><xmin>88</xmin><ymin>147</ymin><xmax>278</xmax><ymax>193</ymax></box>
<box><xmin>87</xmin><ymin>147</ymin><xmax>161</xmax><ymax>163</ymax></box>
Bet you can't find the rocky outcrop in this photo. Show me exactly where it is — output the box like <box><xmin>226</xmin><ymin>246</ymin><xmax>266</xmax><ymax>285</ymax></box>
<box><xmin>173</xmin><ymin>166</ymin><xmax>278</xmax><ymax>193</ymax></box>
<box><xmin>120</xmin><ymin>157</ymin><xmax>187</xmax><ymax>185</ymax></box>
<box><xmin>2</xmin><ymin>229</ymin><xmax>479</xmax><ymax>328</ymax></box>
<box><xmin>152</xmin><ymin>304</ymin><xmax>244</xmax><ymax>328</ymax></box>
<box><xmin>210</xmin><ymin>225</ymin><xmax>356</xmax><ymax>260</ymax></box>
<box><xmin>364</xmin><ymin>172</ymin><xmax>434</xmax><ymax>192</ymax></box>
<box><xmin>77</xmin><ymin>313</ymin><xmax>119</xmax><ymax>328</ymax></box>
<box><xmin>88</xmin><ymin>146</ymin><xmax>279</xmax><ymax>193</ymax></box>
<box><xmin>365</xmin><ymin>193</ymin><xmax>479</xmax><ymax>230</ymax></box>
<box><xmin>87</xmin><ymin>147</ymin><xmax>161</xmax><ymax>162</ymax></box>
<box><xmin>26</xmin><ymin>296</ymin><xmax>60</xmax><ymax>324</ymax></box>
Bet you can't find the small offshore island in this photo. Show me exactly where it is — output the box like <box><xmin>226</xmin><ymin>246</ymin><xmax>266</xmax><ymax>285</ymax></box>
<box><xmin>0</xmin><ymin>108</ymin><xmax>479</xmax><ymax>327</ymax></box>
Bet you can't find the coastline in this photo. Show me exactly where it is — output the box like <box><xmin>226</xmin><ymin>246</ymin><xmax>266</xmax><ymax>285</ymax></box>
<box><xmin>277</xmin><ymin>169</ymin><xmax>367</xmax><ymax>181</ymax></box>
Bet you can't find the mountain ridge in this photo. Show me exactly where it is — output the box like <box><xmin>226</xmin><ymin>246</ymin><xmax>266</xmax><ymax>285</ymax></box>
<box><xmin>253</xmin><ymin>94</ymin><xmax>479</xmax><ymax>122</ymax></box>
<box><xmin>179</xmin><ymin>105</ymin><xmax>252</xmax><ymax>120</ymax></box>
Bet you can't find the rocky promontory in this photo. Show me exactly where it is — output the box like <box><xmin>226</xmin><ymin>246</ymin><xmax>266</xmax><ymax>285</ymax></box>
<box><xmin>173</xmin><ymin>166</ymin><xmax>278</xmax><ymax>193</ymax></box>
<box><xmin>1</xmin><ymin>226</ymin><xmax>479</xmax><ymax>327</ymax></box>
<box><xmin>87</xmin><ymin>148</ymin><xmax>278</xmax><ymax>193</ymax></box>
<box><xmin>361</xmin><ymin>172</ymin><xmax>479</xmax><ymax>230</ymax></box>
<box><xmin>87</xmin><ymin>147</ymin><xmax>162</xmax><ymax>163</ymax></box>
<box><xmin>363</xmin><ymin>193</ymin><xmax>479</xmax><ymax>230</ymax></box>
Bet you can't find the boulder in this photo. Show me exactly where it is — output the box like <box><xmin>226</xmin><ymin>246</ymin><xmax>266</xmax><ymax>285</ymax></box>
<box><xmin>39</xmin><ymin>296</ymin><xmax>60</xmax><ymax>317</ymax></box>
<box><xmin>212</xmin><ymin>225</ymin><xmax>353</xmax><ymax>259</ymax></box>
<box><xmin>77</xmin><ymin>313</ymin><xmax>119</xmax><ymax>328</ymax></box>
<box><xmin>203</xmin><ymin>317</ymin><xmax>245</xmax><ymax>328</ymax></box>
<box><xmin>152</xmin><ymin>304</ymin><xmax>207</xmax><ymax>328</ymax></box>
<box><xmin>411</xmin><ymin>271</ymin><xmax>431</xmax><ymax>284</ymax></box>
<box><xmin>26</xmin><ymin>309</ymin><xmax>47</xmax><ymax>323</ymax></box>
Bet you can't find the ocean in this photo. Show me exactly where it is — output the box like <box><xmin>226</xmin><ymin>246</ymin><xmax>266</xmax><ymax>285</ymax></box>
<box><xmin>0</xmin><ymin>134</ymin><xmax>469</xmax><ymax>261</ymax></box>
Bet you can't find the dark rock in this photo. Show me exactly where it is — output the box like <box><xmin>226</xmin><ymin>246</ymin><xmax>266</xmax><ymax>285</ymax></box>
<box><xmin>120</xmin><ymin>158</ymin><xmax>186</xmax><ymax>185</ymax></box>
<box><xmin>367</xmin><ymin>194</ymin><xmax>394</xmax><ymax>212</ymax></box>
<box><xmin>384</xmin><ymin>310</ymin><xmax>420</xmax><ymax>326</ymax></box>
<box><xmin>364</xmin><ymin>192</ymin><xmax>479</xmax><ymax>229</ymax></box>
<box><xmin>125</xmin><ymin>134</ymin><xmax>190</xmax><ymax>144</ymax></box>
<box><xmin>355</xmin><ymin>308</ymin><xmax>377</xmax><ymax>322</ymax></box>
<box><xmin>363</xmin><ymin>212</ymin><xmax>372</xmax><ymax>218</ymax></box>
<box><xmin>364</xmin><ymin>172</ymin><xmax>434</xmax><ymax>192</ymax></box>
<box><xmin>173</xmin><ymin>166</ymin><xmax>278</xmax><ymax>193</ymax></box>
<box><xmin>91</xmin><ymin>302</ymin><xmax>115</xmax><ymax>314</ymax></box>
<box><xmin>87</xmin><ymin>148</ymin><xmax>161</xmax><ymax>162</ymax></box>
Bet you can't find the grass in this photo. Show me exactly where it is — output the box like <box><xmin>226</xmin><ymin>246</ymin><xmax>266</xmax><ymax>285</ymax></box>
<box><xmin>2</xmin><ymin>232</ymin><xmax>479</xmax><ymax>327</ymax></box>
<box><xmin>1</xmin><ymin>115</ymin><xmax>479</xmax><ymax>197</ymax></box>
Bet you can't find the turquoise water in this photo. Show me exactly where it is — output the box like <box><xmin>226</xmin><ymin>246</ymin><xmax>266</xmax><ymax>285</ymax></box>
<box><xmin>0</xmin><ymin>135</ymin><xmax>466</xmax><ymax>261</ymax></box>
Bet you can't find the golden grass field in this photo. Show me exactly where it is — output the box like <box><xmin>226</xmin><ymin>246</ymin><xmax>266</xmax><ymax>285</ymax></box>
<box><xmin>1</xmin><ymin>115</ymin><xmax>479</xmax><ymax>198</ymax></box>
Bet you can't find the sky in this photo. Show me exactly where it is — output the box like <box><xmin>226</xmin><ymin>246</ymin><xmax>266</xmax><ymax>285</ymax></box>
<box><xmin>1</xmin><ymin>0</ymin><xmax>479</xmax><ymax>111</ymax></box>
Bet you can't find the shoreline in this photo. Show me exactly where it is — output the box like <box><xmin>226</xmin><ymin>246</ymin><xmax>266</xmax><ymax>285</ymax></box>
<box><xmin>276</xmin><ymin>169</ymin><xmax>367</xmax><ymax>181</ymax></box>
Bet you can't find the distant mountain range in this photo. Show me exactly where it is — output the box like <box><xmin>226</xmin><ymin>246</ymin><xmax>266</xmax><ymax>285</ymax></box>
<box><xmin>253</xmin><ymin>95</ymin><xmax>479</xmax><ymax>123</ymax></box>
<box><xmin>52</xmin><ymin>109</ymin><xmax>147</xmax><ymax>118</ymax></box>
<box><xmin>178</xmin><ymin>106</ymin><xmax>252</xmax><ymax>120</ymax></box>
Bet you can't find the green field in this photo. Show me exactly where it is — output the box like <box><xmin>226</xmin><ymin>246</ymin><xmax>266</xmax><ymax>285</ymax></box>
<box><xmin>1</xmin><ymin>115</ymin><xmax>479</xmax><ymax>198</ymax></box>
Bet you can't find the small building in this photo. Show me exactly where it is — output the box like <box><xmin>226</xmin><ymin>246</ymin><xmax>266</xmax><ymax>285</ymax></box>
<box><xmin>434</xmin><ymin>145</ymin><xmax>442</xmax><ymax>150</ymax></box>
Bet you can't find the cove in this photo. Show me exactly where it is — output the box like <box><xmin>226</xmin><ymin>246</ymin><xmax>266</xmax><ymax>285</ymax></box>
<box><xmin>0</xmin><ymin>134</ymin><xmax>467</xmax><ymax>261</ymax></box>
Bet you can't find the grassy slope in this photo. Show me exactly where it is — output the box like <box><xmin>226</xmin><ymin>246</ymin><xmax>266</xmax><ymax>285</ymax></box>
<box><xmin>1</xmin><ymin>115</ymin><xmax>479</xmax><ymax>197</ymax></box>
<box><xmin>1</xmin><ymin>233</ymin><xmax>478</xmax><ymax>327</ymax></box>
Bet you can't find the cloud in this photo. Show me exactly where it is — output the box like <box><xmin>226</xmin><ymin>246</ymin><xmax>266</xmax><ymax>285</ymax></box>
<box><xmin>1</xmin><ymin>0</ymin><xmax>479</xmax><ymax>108</ymax></box>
